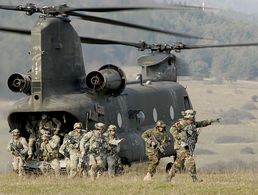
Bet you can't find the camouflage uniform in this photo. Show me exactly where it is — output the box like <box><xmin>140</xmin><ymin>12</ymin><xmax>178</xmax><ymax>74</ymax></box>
<box><xmin>105</xmin><ymin>125</ymin><xmax>124</xmax><ymax>177</ymax></box>
<box><xmin>59</xmin><ymin>122</ymin><xmax>86</xmax><ymax>178</ymax></box>
<box><xmin>142</xmin><ymin>120</ymin><xmax>170</xmax><ymax>181</ymax></box>
<box><xmin>7</xmin><ymin>129</ymin><xmax>28</xmax><ymax>176</ymax></box>
<box><xmin>39</xmin><ymin>134</ymin><xmax>60</xmax><ymax>177</ymax></box>
<box><xmin>39</xmin><ymin>114</ymin><xmax>61</xmax><ymax>137</ymax></box>
<box><xmin>80</xmin><ymin>122</ymin><xmax>108</xmax><ymax>180</ymax></box>
<box><xmin>25</xmin><ymin>115</ymin><xmax>39</xmax><ymax>159</ymax></box>
<box><xmin>167</xmin><ymin>109</ymin><xmax>219</xmax><ymax>182</ymax></box>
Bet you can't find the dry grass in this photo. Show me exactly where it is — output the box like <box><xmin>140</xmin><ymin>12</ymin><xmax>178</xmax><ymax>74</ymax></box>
<box><xmin>0</xmin><ymin>169</ymin><xmax>258</xmax><ymax>195</ymax></box>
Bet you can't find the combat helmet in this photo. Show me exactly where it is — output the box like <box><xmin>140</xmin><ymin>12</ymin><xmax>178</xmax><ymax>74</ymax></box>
<box><xmin>11</xmin><ymin>129</ymin><xmax>20</xmax><ymax>136</ymax></box>
<box><xmin>155</xmin><ymin>120</ymin><xmax>166</xmax><ymax>128</ymax></box>
<box><xmin>41</xmin><ymin>114</ymin><xmax>47</xmax><ymax>120</ymax></box>
<box><xmin>95</xmin><ymin>122</ymin><xmax>105</xmax><ymax>130</ymax></box>
<box><xmin>73</xmin><ymin>122</ymin><xmax>83</xmax><ymax>129</ymax></box>
<box><xmin>108</xmin><ymin>125</ymin><xmax>117</xmax><ymax>132</ymax></box>
<box><xmin>183</xmin><ymin>109</ymin><xmax>196</xmax><ymax>119</ymax></box>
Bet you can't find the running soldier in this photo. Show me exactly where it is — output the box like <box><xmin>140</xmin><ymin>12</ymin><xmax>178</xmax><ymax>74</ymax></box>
<box><xmin>59</xmin><ymin>122</ymin><xmax>86</xmax><ymax>178</ymax></box>
<box><xmin>7</xmin><ymin>129</ymin><xmax>28</xmax><ymax>176</ymax></box>
<box><xmin>167</xmin><ymin>109</ymin><xmax>220</xmax><ymax>182</ymax></box>
<box><xmin>142</xmin><ymin>120</ymin><xmax>170</xmax><ymax>181</ymax></box>
<box><xmin>105</xmin><ymin>125</ymin><xmax>124</xmax><ymax>177</ymax></box>
<box><xmin>80</xmin><ymin>122</ymin><xmax>108</xmax><ymax>180</ymax></box>
<box><xmin>39</xmin><ymin>134</ymin><xmax>60</xmax><ymax>177</ymax></box>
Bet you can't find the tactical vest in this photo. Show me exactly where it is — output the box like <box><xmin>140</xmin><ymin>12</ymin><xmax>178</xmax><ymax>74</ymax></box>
<box><xmin>42</xmin><ymin>143</ymin><xmax>59</xmax><ymax>162</ymax></box>
<box><xmin>88</xmin><ymin>132</ymin><xmax>107</xmax><ymax>155</ymax></box>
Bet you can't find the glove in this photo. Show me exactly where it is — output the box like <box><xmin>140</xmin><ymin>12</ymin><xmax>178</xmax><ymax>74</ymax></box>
<box><xmin>211</xmin><ymin>118</ymin><xmax>220</xmax><ymax>123</ymax></box>
<box><xmin>180</xmin><ymin>142</ymin><xmax>188</xmax><ymax>148</ymax></box>
<box><xmin>146</xmin><ymin>139</ymin><xmax>152</xmax><ymax>145</ymax></box>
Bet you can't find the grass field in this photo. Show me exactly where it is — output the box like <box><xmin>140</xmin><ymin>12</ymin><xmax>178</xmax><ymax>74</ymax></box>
<box><xmin>1</xmin><ymin>78</ymin><xmax>258</xmax><ymax>194</ymax></box>
<box><xmin>1</xmin><ymin>169</ymin><xmax>258</xmax><ymax>195</ymax></box>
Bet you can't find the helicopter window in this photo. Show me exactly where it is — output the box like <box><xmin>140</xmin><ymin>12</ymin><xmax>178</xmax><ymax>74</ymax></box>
<box><xmin>152</xmin><ymin>108</ymin><xmax>158</xmax><ymax>122</ymax></box>
<box><xmin>136</xmin><ymin>111</ymin><xmax>145</xmax><ymax>125</ymax></box>
<box><xmin>184</xmin><ymin>96</ymin><xmax>191</xmax><ymax>110</ymax></box>
<box><xmin>170</xmin><ymin>105</ymin><xmax>175</xmax><ymax>120</ymax></box>
<box><xmin>117</xmin><ymin>112</ymin><xmax>122</xmax><ymax>128</ymax></box>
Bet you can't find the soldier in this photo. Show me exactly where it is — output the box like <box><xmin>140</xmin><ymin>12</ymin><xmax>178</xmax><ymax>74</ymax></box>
<box><xmin>141</xmin><ymin>120</ymin><xmax>170</xmax><ymax>181</ymax></box>
<box><xmin>80</xmin><ymin>122</ymin><xmax>108</xmax><ymax>180</ymax></box>
<box><xmin>39</xmin><ymin>114</ymin><xmax>61</xmax><ymax>137</ymax></box>
<box><xmin>25</xmin><ymin>115</ymin><xmax>39</xmax><ymax>160</ymax></box>
<box><xmin>7</xmin><ymin>129</ymin><xmax>28</xmax><ymax>176</ymax></box>
<box><xmin>105</xmin><ymin>125</ymin><xmax>124</xmax><ymax>177</ymax></box>
<box><xmin>167</xmin><ymin>109</ymin><xmax>220</xmax><ymax>182</ymax></box>
<box><xmin>39</xmin><ymin>133</ymin><xmax>60</xmax><ymax>177</ymax></box>
<box><xmin>59</xmin><ymin>122</ymin><xmax>86</xmax><ymax>178</ymax></box>
<box><xmin>59</xmin><ymin>136</ymin><xmax>70</xmax><ymax>175</ymax></box>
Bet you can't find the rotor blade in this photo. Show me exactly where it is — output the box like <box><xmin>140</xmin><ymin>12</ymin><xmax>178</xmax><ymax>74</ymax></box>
<box><xmin>181</xmin><ymin>42</ymin><xmax>258</xmax><ymax>49</ymax></box>
<box><xmin>80</xmin><ymin>36</ymin><xmax>143</xmax><ymax>48</ymax></box>
<box><xmin>70</xmin><ymin>12</ymin><xmax>208</xmax><ymax>40</ymax></box>
<box><xmin>0</xmin><ymin>5</ymin><xmax>21</xmax><ymax>11</ymax></box>
<box><xmin>0</xmin><ymin>26</ymin><xmax>31</xmax><ymax>35</ymax></box>
<box><xmin>64</xmin><ymin>5</ymin><xmax>215</xmax><ymax>12</ymax></box>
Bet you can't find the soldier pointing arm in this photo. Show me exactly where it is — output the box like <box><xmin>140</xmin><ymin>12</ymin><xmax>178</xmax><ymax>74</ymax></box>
<box><xmin>167</xmin><ymin>109</ymin><xmax>219</xmax><ymax>183</ymax></box>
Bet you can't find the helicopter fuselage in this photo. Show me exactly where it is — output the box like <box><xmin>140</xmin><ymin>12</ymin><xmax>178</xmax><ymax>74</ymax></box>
<box><xmin>8</xmin><ymin>80</ymin><xmax>192</xmax><ymax>164</ymax></box>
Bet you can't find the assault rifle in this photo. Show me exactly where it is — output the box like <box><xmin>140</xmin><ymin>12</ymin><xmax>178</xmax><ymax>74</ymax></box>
<box><xmin>10</xmin><ymin>143</ymin><xmax>26</xmax><ymax>161</ymax></box>
<box><xmin>186</xmin><ymin>118</ymin><xmax>220</xmax><ymax>155</ymax></box>
<box><xmin>151</xmin><ymin>135</ymin><xmax>165</xmax><ymax>155</ymax></box>
<box><xmin>65</xmin><ymin>134</ymin><xmax>80</xmax><ymax>147</ymax></box>
<box><xmin>186</xmin><ymin>129</ymin><xmax>199</xmax><ymax>156</ymax></box>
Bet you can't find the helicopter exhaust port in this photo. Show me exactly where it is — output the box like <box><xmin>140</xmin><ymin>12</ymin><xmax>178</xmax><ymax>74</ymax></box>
<box><xmin>86</xmin><ymin>64</ymin><xmax>126</xmax><ymax>96</ymax></box>
<box><xmin>7</xmin><ymin>73</ymin><xmax>31</xmax><ymax>95</ymax></box>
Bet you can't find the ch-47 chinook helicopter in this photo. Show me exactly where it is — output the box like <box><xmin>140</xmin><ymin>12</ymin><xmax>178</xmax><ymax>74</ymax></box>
<box><xmin>1</xmin><ymin>3</ymin><xmax>258</xmax><ymax>170</ymax></box>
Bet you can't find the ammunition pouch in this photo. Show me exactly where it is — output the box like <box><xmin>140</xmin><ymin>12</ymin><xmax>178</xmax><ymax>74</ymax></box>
<box><xmin>43</xmin><ymin>151</ymin><xmax>58</xmax><ymax>162</ymax></box>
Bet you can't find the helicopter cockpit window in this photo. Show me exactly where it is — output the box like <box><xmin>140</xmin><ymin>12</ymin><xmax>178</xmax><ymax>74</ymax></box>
<box><xmin>136</xmin><ymin>111</ymin><xmax>145</xmax><ymax>125</ymax></box>
<box><xmin>170</xmin><ymin>105</ymin><xmax>175</xmax><ymax>120</ymax></box>
<box><xmin>128</xmin><ymin>110</ymin><xmax>145</xmax><ymax>125</ymax></box>
<box><xmin>152</xmin><ymin>108</ymin><xmax>158</xmax><ymax>122</ymax></box>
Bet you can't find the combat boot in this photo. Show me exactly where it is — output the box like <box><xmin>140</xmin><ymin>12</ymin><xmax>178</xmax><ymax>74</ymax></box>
<box><xmin>192</xmin><ymin>175</ymin><xmax>203</xmax><ymax>183</ymax></box>
<box><xmin>143</xmin><ymin>172</ymin><xmax>152</xmax><ymax>181</ymax></box>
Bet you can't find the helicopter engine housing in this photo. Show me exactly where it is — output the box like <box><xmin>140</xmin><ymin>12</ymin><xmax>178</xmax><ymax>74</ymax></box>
<box><xmin>86</xmin><ymin>64</ymin><xmax>126</xmax><ymax>96</ymax></box>
<box><xmin>7</xmin><ymin>73</ymin><xmax>31</xmax><ymax>95</ymax></box>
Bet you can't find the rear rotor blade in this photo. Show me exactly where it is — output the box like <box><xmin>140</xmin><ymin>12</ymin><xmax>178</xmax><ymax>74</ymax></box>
<box><xmin>0</xmin><ymin>4</ymin><xmax>216</xmax><ymax>15</ymax></box>
<box><xmin>64</xmin><ymin>5</ymin><xmax>215</xmax><ymax>12</ymax></box>
<box><xmin>70</xmin><ymin>12</ymin><xmax>208</xmax><ymax>40</ymax></box>
<box><xmin>0</xmin><ymin>26</ymin><xmax>31</xmax><ymax>35</ymax></box>
<box><xmin>0</xmin><ymin>5</ymin><xmax>21</xmax><ymax>11</ymax></box>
